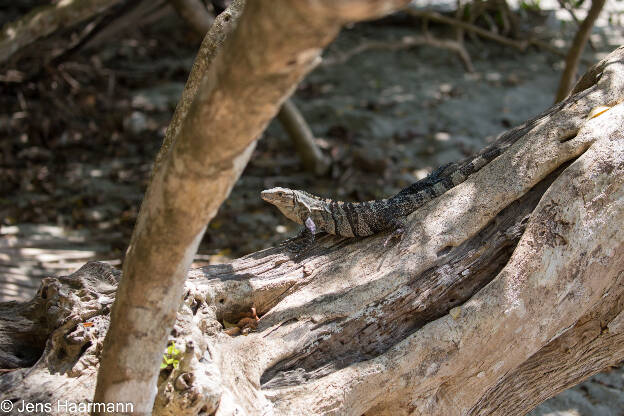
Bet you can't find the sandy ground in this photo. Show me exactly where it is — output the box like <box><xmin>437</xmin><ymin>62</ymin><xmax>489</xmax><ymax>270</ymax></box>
<box><xmin>1</xmin><ymin>2</ymin><xmax>623</xmax><ymax>414</ymax></box>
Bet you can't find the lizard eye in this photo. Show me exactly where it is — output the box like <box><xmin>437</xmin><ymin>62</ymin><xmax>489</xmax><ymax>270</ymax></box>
<box><xmin>277</xmin><ymin>192</ymin><xmax>284</xmax><ymax>197</ymax></box>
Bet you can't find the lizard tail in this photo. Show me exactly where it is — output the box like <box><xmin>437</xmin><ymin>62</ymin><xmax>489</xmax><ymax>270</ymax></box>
<box><xmin>391</xmin><ymin>139</ymin><xmax>513</xmax><ymax>216</ymax></box>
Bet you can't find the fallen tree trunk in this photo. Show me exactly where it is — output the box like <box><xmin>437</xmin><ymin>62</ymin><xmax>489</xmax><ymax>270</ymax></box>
<box><xmin>1</xmin><ymin>45</ymin><xmax>624</xmax><ymax>415</ymax></box>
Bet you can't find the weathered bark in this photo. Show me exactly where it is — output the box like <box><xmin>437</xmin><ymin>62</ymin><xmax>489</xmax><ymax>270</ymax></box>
<box><xmin>169</xmin><ymin>0</ymin><xmax>330</xmax><ymax>176</ymax></box>
<box><xmin>1</xmin><ymin>45</ymin><xmax>623</xmax><ymax>416</ymax></box>
<box><xmin>93</xmin><ymin>0</ymin><xmax>411</xmax><ymax>413</ymax></box>
<box><xmin>554</xmin><ymin>0</ymin><xmax>606</xmax><ymax>102</ymax></box>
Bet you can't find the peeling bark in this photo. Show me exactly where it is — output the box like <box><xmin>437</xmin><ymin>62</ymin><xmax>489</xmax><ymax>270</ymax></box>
<box><xmin>1</xmin><ymin>46</ymin><xmax>623</xmax><ymax>416</ymax></box>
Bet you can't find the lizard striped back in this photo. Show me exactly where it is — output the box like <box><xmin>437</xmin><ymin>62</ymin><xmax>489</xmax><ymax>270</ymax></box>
<box><xmin>263</xmin><ymin>103</ymin><xmax>558</xmax><ymax>238</ymax></box>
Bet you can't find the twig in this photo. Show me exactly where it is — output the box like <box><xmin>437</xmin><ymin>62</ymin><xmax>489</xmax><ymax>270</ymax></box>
<box><xmin>322</xmin><ymin>35</ymin><xmax>474</xmax><ymax>72</ymax></box>
<box><xmin>406</xmin><ymin>7</ymin><xmax>594</xmax><ymax>65</ymax></box>
<box><xmin>79</xmin><ymin>0</ymin><xmax>167</xmax><ymax>51</ymax></box>
<box><xmin>422</xmin><ymin>15</ymin><xmax>473</xmax><ymax>73</ymax></box>
<box><xmin>406</xmin><ymin>8</ymin><xmax>529</xmax><ymax>50</ymax></box>
<box><xmin>51</xmin><ymin>0</ymin><xmax>165</xmax><ymax>63</ymax></box>
<box><xmin>497</xmin><ymin>0</ymin><xmax>511</xmax><ymax>36</ymax></box>
<box><xmin>455</xmin><ymin>0</ymin><xmax>465</xmax><ymax>44</ymax></box>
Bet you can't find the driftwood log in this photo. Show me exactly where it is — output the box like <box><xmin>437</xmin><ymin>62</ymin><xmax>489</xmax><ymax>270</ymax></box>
<box><xmin>1</xmin><ymin>44</ymin><xmax>624</xmax><ymax>416</ymax></box>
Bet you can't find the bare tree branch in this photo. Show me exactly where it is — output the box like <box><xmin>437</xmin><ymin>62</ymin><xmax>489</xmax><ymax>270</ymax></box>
<box><xmin>169</xmin><ymin>0</ymin><xmax>215</xmax><ymax>35</ymax></box>
<box><xmin>0</xmin><ymin>0</ymin><xmax>124</xmax><ymax>64</ymax></box>
<box><xmin>276</xmin><ymin>99</ymin><xmax>331</xmax><ymax>175</ymax></box>
<box><xmin>554</xmin><ymin>0</ymin><xmax>606</xmax><ymax>102</ymax></box>
<box><xmin>557</xmin><ymin>0</ymin><xmax>597</xmax><ymax>51</ymax></box>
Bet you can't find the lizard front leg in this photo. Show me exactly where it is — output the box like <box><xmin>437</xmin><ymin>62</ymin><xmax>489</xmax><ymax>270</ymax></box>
<box><xmin>300</xmin><ymin>216</ymin><xmax>317</xmax><ymax>246</ymax></box>
<box><xmin>287</xmin><ymin>216</ymin><xmax>317</xmax><ymax>252</ymax></box>
<box><xmin>383</xmin><ymin>218</ymin><xmax>406</xmax><ymax>247</ymax></box>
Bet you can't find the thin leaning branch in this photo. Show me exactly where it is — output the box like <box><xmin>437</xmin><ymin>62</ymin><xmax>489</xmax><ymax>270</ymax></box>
<box><xmin>554</xmin><ymin>0</ymin><xmax>606</xmax><ymax>102</ymax></box>
<box><xmin>406</xmin><ymin>8</ymin><xmax>530</xmax><ymax>50</ymax></box>
<box><xmin>169</xmin><ymin>0</ymin><xmax>215</xmax><ymax>35</ymax></box>
<box><xmin>276</xmin><ymin>100</ymin><xmax>331</xmax><ymax>175</ymax></box>
<box><xmin>0</xmin><ymin>0</ymin><xmax>123</xmax><ymax>64</ymax></box>
<box><xmin>557</xmin><ymin>0</ymin><xmax>597</xmax><ymax>51</ymax></box>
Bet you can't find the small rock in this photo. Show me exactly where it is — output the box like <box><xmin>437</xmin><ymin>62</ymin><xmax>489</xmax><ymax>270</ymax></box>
<box><xmin>352</xmin><ymin>146</ymin><xmax>388</xmax><ymax>173</ymax></box>
<box><xmin>17</xmin><ymin>147</ymin><xmax>52</xmax><ymax>161</ymax></box>
<box><xmin>174</xmin><ymin>372</ymin><xmax>193</xmax><ymax>391</ymax></box>
<box><xmin>123</xmin><ymin>111</ymin><xmax>148</xmax><ymax>134</ymax></box>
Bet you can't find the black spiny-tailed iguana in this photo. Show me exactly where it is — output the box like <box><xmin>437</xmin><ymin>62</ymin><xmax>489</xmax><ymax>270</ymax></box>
<box><xmin>261</xmin><ymin>112</ymin><xmax>553</xmax><ymax>244</ymax></box>
<box><xmin>261</xmin><ymin>93</ymin><xmax>606</xmax><ymax>244</ymax></box>
<box><xmin>262</xmin><ymin>143</ymin><xmax>512</xmax><ymax>244</ymax></box>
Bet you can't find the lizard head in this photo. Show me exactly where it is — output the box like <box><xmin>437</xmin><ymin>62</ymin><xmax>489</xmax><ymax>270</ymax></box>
<box><xmin>261</xmin><ymin>187</ymin><xmax>305</xmax><ymax>224</ymax></box>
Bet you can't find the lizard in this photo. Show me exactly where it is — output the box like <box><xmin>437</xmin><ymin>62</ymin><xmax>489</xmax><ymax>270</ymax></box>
<box><xmin>261</xmin><ymin>104</ymin><xmax>572</xmax><ymax>245</ymax></box>
<box><xmin>262</xmin><ymin>142</ymin><xmax>508</xmax><ymax>245</ymax></box>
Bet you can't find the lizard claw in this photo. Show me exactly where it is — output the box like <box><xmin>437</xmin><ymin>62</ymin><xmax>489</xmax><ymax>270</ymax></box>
<box><xmin>286</xmin><ymin>225</ymin><xmax>315</xmax><ymax>253</ymax></box>
<box><xmin>384</xmin><ymin>227</ymin><xmax>404</xmax><ymax>247</ymax></box>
